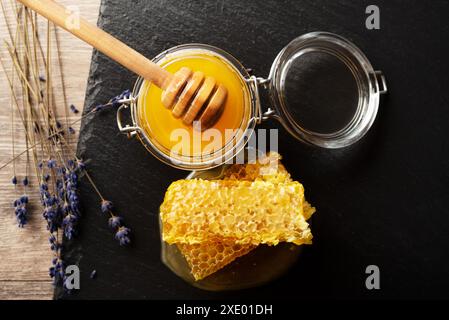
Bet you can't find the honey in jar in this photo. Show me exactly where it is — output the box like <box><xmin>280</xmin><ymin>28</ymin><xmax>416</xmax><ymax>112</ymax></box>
<box><xmin>137</xmin><ymin>49</ymin><xmax>251</xmax><ymax>158</ymax></box>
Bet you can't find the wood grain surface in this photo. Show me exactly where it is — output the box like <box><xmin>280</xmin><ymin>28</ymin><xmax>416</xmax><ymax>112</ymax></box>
<box><xmin>0</xmin><ymin>0</ymin><xmax>100</xmax><ymax>300</ymax></box>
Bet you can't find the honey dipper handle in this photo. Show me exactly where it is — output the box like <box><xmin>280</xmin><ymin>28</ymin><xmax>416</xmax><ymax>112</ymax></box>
<box><xmin>17</xmin><ymin>0</ymin><xmax>172</xmax><ymax>89</ymax></box>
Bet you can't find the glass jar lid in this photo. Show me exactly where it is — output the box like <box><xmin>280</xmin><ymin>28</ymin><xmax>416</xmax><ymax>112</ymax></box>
<box><xmin>267</xmin><ymin>32</ymin><xmax>387</xmax><ymax>148</ymax></box>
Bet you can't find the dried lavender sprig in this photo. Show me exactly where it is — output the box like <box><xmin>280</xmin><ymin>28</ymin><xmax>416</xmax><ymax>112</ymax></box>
<box><xmin>55</xmin><ymin>159</ymin><xmax>81</xmax><ymax>237</ymax></box>
<box><xmin>99</xmin><ymin>198</ymin><xmax>131</xmax><ymax>245</ymax></box>
<box><xmin>57</xmin><ymin>127</ymin><xmax>132</xmax><ymax>246</ymax></box>
<box><xmin>39</xmin><ymin>160</ymin><xmax>63</xmax><ymax>233</ymax></box>
<box><xmin>13</xmin><ymin>195</ymin><xmax>28</xmax><ymax>227</ymax></box>
<box><xmin>100</xmin><ymin>198</ymin><xmax>130</xmax><ymax>246</ymax></box>
<box><xmin>93</xmin><ymin>89</ymin><xmax>131</xmax><ymax>112</ymax></box>
<box><xmin>100</xmin><ymin>202</ymin><xmax>132</xmax><ymax>247</ymax></box>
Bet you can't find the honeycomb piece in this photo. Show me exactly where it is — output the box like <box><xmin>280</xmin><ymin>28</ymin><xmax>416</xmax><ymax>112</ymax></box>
<box><xmin>161</xmin><ymin>179</ymin><xmax>312</xmax><ymax>246</ymax></box>
<box><xmin>223</xmin><ymin>152</ymin><xmax>291</xmax><ymax>183</ymax></box>
<box><xmin>165</xmin><ymin>152</ymin><xmax>316</xmax><ymax>281</ymax></box>
<box><xmin>177</xmin><ymin>241</ymin><xmax>256</xmax><ymax>281</ymax></box>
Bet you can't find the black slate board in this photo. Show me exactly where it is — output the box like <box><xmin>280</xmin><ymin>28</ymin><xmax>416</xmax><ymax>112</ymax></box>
<box><xmin>57</xmin><ymin>0</ymin><xmax>449</xmax><ymax>299</ymax></box>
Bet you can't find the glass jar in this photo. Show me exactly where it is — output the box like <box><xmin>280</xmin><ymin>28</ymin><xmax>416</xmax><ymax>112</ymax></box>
<box><xmin>117</xmin><ymin>31</ymin><xmax>387</xmax><ymax>170</ymax></box>
<box><xmin>117</xmin><ymin>43</ymin><xmax>256</xmax><ymax>170</ymax></box>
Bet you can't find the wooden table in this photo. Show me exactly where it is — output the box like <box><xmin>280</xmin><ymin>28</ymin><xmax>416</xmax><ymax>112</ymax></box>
<box><xmin>0</xmin><ymin>0</ymin><xmax>100</xmax><ymax>300</ymax></box>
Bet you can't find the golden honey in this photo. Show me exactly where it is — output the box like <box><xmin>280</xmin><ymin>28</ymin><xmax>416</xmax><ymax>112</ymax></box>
<box><xmin>138</xmin><ymin>50</ymin><xmax>250</xmax><ymax>157</ymax></box>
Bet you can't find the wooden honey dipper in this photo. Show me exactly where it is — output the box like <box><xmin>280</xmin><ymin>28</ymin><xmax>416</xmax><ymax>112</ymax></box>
<box><xmin>18</xmin><ymin>0</ymin><xmax>227</xmax><ymax>129</ymax></box>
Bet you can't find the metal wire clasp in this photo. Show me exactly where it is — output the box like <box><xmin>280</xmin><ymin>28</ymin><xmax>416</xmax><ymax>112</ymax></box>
<box><xmin>116</xmin><ymin>95</ymin><xmax>140</xmax><ymax>138</ymax></box>
<box><xmin>246</xmin><ymin>76</ymin><xmax>277</xmax><ymax>123</ymax></box>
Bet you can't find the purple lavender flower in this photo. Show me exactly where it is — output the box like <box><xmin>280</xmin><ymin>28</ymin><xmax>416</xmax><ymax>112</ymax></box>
<box><xmin>43</xmin><ymin>207</ymin><xmax>62</xmax><ymax>233</ymax></box>
<box><xmin>47</xmin><ymin>159</ymin><xmax>57</xmax><ymax>169</ymax></box>
<box><xmin>12</xmin><ymin>176</ymin><xmax>17</xmax><ymax>185</ymax></box>
<box><xmin>93</xmin><ymin>104</ymin><xmax>106</xmax><ymax>112</ymax></box>
<box><xmin>49</xmin><ymin>234</ymin><xmax>57</xmax><ymax>243</ymax></box>
<box><xmin>43</xmin><ymin>207</ymin><xmax>56</xmax><ymax>220</ymax></box>
<box><xmin>108</xmin><ymin>216</ymin><xmax>122</xmax><ymax>229</ymax></box>
<box><xmin>49</xmin><ymin>258</ymin><xmax>65</xmax><ymax>285</ymax></box>
<box><xmin>56</xmin><ymin>179</ymin><xmax>63</xmax><ymax>188</ymax></box>
<box><xmin>49</xmin><ymin>234</ymin><xmax>60</xmax><ymax>251</ymax></box>
<box><xmin>39</xmin><ymin>75</ymin><xmax>46</xmax><ymax>82</ymax></box>
<box><xmin>94</xmin><ymin>89</ymin><xmax>131</xmax><ymax>112</ymax></box>
<box><xmin>23</xmin><ymin>176</ymin><xmax>29</xmax><ymax>186</ymax></box>
<box><xmin>68</xmin><ymin>171</ymin><xmax>78</xmax><ymax>182</ymax></box>
<box><xmin>111</xmin><ymin>89</ymin><xmax>131</xmax><ymax>108</ymax></box>
<box><xmin>56</xmin><ymin>179</ymin><xmax>65</xmax><ymax>198</ymax></box>
<box><xmin>20</xmin><ymin>195</ymin><xmax>28</xmax><ymax>204</ymax></box>
<box><xmin>70</xmin><ymin>104</ymin><xmax>79</xmax><ymax>114</ymax></box>
<box><xmin>115</xmin><ymin>226</ymin><xmax>131</xmax><ymax>246</ymax></box>
<box><xmin>68</xmin><ymin>127</ymin><xmax>75</xmax><ymax>134</ymax></box>
<box><xmin>67</xmin><ymin>159</ymin><xmax>75</xmax><ymax>169</ymax></box>
<box><xmin>14</xmin><ymin>197</ymin><xmax>28</xmax><ymax>228</ymax></box>
<box><xmin>62</xmin><ymin>213</ymin><xmax>78</xmax><ymax>239</ymax></box>
<box><xmin>57</xmin><ymin>167</ymin><xmax>66</xmax><ymax>176</ymax></box>
<box><xmin>65</xmin><ymin>170</ymin><xmax>80</xmax><ymax>216</ymax></box>
<box><xmin>69</xmin><ymin>193</ymin><xmax>79</xmax><ymax>205</ymax></box>
<box><xmin>62</xmin><ymin>202</ymin><xmax>69</xmax><ymax>214</ymax></box>
<box><xmin>101</xmin><ymin>200</ymin><xmax>113</xmax><ymax>213</ymax></box>
<box><xmin>41</xmin><ymin>180</ymin><xmax>63</xmax><ymax>233</ymax></box>
<box><xmin>43</xmin><ymin>196</ymin><xmax>56</xmax><ymax>207</ymax></box>
<box><xmin>56</xmin><ymin>121</ymin><xmax>62</xmax><ymax>129</ymax></box>
<box><xmin>15</xmin><ymin>207</ymin><xmax>27</xmax><ymax>227</ymax></box>
<box><xmin>76</xmin><ymin>159</ymin><xmax>86</xmax><ymax>171</ymax></box>
<box><xmin>121</xmin><ymin>89</ymin><xmax>131</xmax><ymax>99</ymax></box>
